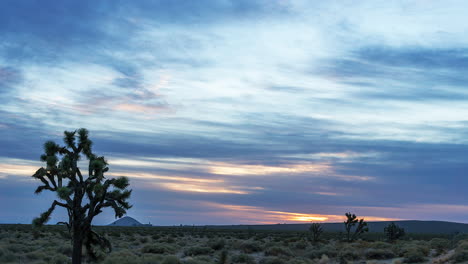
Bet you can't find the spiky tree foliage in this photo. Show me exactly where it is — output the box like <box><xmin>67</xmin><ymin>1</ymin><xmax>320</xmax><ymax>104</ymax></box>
<box><xmin>384</xmin><ymin>222</ymin><xmax>405</xmax><ymax>242</ymax></box>
<box><xmin>32</xmin><ymin>128</ymin><xmax>132</xmax><ymax>264</ymax></box>
<box><xmin>344</xmin><ymin>212</ymin><xmax>368</xmax><ymax>242</ymax></box>
<box><xmin>309</xmin><ymin>223</ymin><xmax>323</xmax><ymax>242</ymax></box>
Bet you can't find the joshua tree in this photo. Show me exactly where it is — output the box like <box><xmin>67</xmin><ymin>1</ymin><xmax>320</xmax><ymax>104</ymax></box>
<box><xmin>32</xmin><ymin>128</ymin><xmax>132</xmax><ymax>264</ymax></box>
<box><xmin>344</xmin><ymin>212</ymin><xmax>368</xmax><ymax>242</ymax></box>
<box><xmin>384</xmin><ymin>222</ymin><xmax>405</xmax><ymax>242</ymax></box>
<box><xmin>309</xmin><ymin>223</ymin><xmax>323</xmax><ymax>242</ymax></box>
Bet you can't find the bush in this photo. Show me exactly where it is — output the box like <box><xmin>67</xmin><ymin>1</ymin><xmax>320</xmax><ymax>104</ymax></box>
<box><xmin>50</xmin><ymin>254</ymin><xmax>70</xmax><ymax>264</ymax></box>
<box><xmin>430</xmin><ymin>238</ymin><xmax>450</xmax><ymax>255</ymax></box>
<box><xmin>398</xmin><ymin>242</ymin><xmax>430</xmax><ymax>258</ymax></box>
<box><xmin>369</xmin><ymin>241</ymin><xmax>393</xmax><ymax>250</ymax></box>
<box><xmin>184</xmin><ymin>255</ymin><xmax>216</xmax><ymax>264</ymax></box>
<box><xmin>239</xmin><ymin>241</ymin><xmax>262</xmax><ymax>253</ymax></box>
<box><xmin>453</xmin><ymin>250</ymin><xmax>468</xmax><ymax>263</ymax></box>
<box><xmin>184</xmin><ymin>246</ymin><xmax>214</xmax><ymax>256</ymax></box>
<box><xmin>265</xmin><ymin>246</ymin><xmax>293</xmax><ymax>257</ymax></box>
<box><xmin>452</xmin><ymin>241</ymin><xmax>468</xmax><ymax>263</ymax></box>
<box><xmin>58</xmin><ymin>245</ymin><xmax>73</xmax><ymax>256</ymax></box>
<box><xmin>231</xmin><ymin>253</ymin><xmax>256</xmax><ymax>264</ymax></box>
<box><xmin>259</xmin><ymin>256</ymin><xmax>286</xmax><ymax>264</ymax></box>
<box><xmin>384</xmin><ymin>222</ymin><xmax>405</xmax><ymax>242</ymax></box>
<box><xmin>293</xmin><ymin>240</ymin><xmax>309</xmax><ymax>250</ymax></box>
<box><xmin>337</xmin><ymin>249</ymin><xmax>360</xmax><ymax>262</ymax></box>
<box><xmin>139</xmin><ymin>254</ymin><xmax>167</xmax><ymax>264</ymax></box>
<box><xmin>162</xmin><ymin>255</ymin><xmax>181</xmax><ymax>264</ymax></box>
<box><xmin>403</xmin><ymin>248</ymin><xmax>426</xmax><ymax>263</ymax></box>
<box><xmin>0</xmin><ymin>248</ymin><xmax>16</xmax><ymax>263</ymax></box>
<box><xmin>305</xmin><ymin>244</ymin><xmax>337</xmax><ymax>259</ymax></box>
<box><xmin>288</xmin><ymin>258</ymin><xmax>314</xmax><ymax>264</ymax></box>
<box><xmin>457</xmin><ymin>240</ymin><xmax>468</xmax><ymax>250</ymax></box>
<box><xmin>141</xmin><ymin>243</ymin><xmax>176</xmax><ymax>254</ymax></box>
<box><xmin>208</xmin><ymin>239</ymin><xmax>226</xmax><ymax>250</ymax></box>
<box><xmin>365</xmin><ymin>248</ymin><xmax>395</xmax><ymax>259</ymax></box>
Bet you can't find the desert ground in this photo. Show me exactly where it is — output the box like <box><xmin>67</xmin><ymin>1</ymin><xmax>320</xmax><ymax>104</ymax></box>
<box><xmin>1</xmin><ymin>224</ymin><xmax>468</xmax><ymax>264</ymax></box>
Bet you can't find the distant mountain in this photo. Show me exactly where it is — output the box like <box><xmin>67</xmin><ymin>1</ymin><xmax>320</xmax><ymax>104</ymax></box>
<box><xmin>108</xmin><ymin>216</ymin><xmax>151</xmax><ymax>227</ymax></box>
<box><xmin>206</xmin><ymin>220</ymin><xmax>468</xmax><ymax>234</ymax></box>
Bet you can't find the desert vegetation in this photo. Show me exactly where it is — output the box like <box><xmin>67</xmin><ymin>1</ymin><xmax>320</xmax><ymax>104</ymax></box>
<box><xmin>1</xmin><ymin>223</ymin><xmax>467</xmax><ymax>264</ymax></box>
<box><xmin>31</xmin><ymin>129</ymin><xmax>132</xmax><ymax>264</ymax></box>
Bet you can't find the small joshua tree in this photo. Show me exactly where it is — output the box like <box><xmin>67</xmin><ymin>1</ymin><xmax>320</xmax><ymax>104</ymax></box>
<box><xmin>384</xmin><ymin>222</ymin><xmax>405</xmax><ymax>242</ymax></box>
<box><xmin>32</xmin><ymin>128</ymin><xmax>132</xmax><ymax>264</ymax></box>
<box><xmin>309</xmin><ymin>223</ymin><xmax>323</xmax><ymax>242</ymax></box>
<box><xmin>344</xmin><ymin>212</ymin><xmax>368</xmax><ymax>242</ymax></box>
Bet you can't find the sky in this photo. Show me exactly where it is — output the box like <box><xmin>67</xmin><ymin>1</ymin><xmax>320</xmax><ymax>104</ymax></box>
<box><xmin>1</xmin><ymin>0</ymin><xmax>468</xmax><ymax>225</ymax></box>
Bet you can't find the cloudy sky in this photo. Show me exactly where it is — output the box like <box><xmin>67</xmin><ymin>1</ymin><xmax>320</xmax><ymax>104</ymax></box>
<box><xmin>2</xmin><ymin>0</ymin><xmax>468</xmax><ymax>225</ymax></box>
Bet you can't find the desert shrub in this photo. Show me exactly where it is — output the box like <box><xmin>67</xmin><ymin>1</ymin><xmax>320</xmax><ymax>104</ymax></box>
<box><xmin>305</xmin><ymin>244</ymin><xmax>338</xmax><ymax>259</ymax></box>
<box><xmin>384</xmin><ymin>222</ymin><xmax>405</xmax><ymax>242</ymax></box>
<box><xmin>184</xmin><ymin>255</ymin><xmax>215</xmax><ymax>264</ymax></box>
<box><xmin>26</xmin><ymin>250</ymin><xmax>54</xmax><ymax>261</ymax></box>
<box><xmin>403</xmin><ymin>248</ymin><xmax>426</xmax><ymax>263</ymax></box>
<box><xmin>58</xmin><ymin>245</ymin><xmax>73</xmax><ymax>256</ymax></box>
<box><xmin>101</xmin><ymin>253</ymin><xmax>139</xmax><ymax>264</ymax></box>
<box><xmin>50</xmin><ymin>254</ymin><xmax>70</xmax><ymax>264</ymax></box>
<box><xmin>451</xmin><ymin>240</ymin><xmax>468</xmax><ymax>263</ymax></box>
<box><xmin>430</xmin><ymin>238</ymin><xmax>450</xmax><ymax>255</ymax></box>
<box><xmin>176</xmin><ymin>240</ymin><xmax>187</xmax><ymax>246</ymax></box>
<box><xmin>231</xmin><ymin>253</ymin><xmax>256</xmax><ymax>264</ymax></box>
<box><xmin>259</xmin><ymin>256</ymin><xmax>286</xmax><ymax>264</ymax></box>
<box><xmin>141</xmin><ymin>243</ymin><xmax>176</xmax><ymax>254</ymax></box>
<box><xmin>369</xmin><ymin>241</ymin><xmax>393</xmax><ymax>250</ymax></box>
<box><xmin>397</xmin><ymin>241</ymin><xmax>430</xmax><ymax>258</ymax></box>
<box><xmin>451</xmin><ymin>234</ymin><xmax>468</xmax><ymax>246</ymax></box>
<box><xmin>165</xmin><ymin>237</ymin><xmax>176</xmax><ymax>243</ymax></box>
<box><xmin>239</xmin><ymin>241</ymin><xmax>263</xmax><ymax>253</ymax></box>
<box><xmin>162</xmin><ymin>255</ymin><xmax>182</xmax><ymax>264</ymax></box>
<box><xmin>0</xmin><ymin>248</ymin><xmax>17</xmax><ymax>263</ymax></box>
<box><xmin>365</xmin><ymin>248</ymin><xmax>395</xmax><ymax>259</ymax></box>
<box><xmin>32</xmin><ymin>229</ymin><xmax>43</xmax><ymax>239</ymax></box>
<box><xmin>218</xmin><ymin>250</ymin><xmax>228</xmax><ymax>264</ymax></box>
<box><xmin>184</xmin><ymin>246</ymin><xmax>214</xmax><ymax>256</ymax></box>
<box><xmin>265</xmin><ymin>246</ymin><xmax>293</xmax><ymax>257</ymax></box>
<box><xmin>337</xmin><ymin>249</ymin><xmax>360</xmax><ymax>262</ymax></box>
<box><xmin>457</xmin><ymin>240</ymin><xmax>468</xmax><ymax>250</ymax></box>
<box><xmin>139</xmin><ymin>254</ymin><xmax>166</xmax><ymax>264</ymax></box>
<box><xmin>452</xmin><ymin>250</ymin><xmax>468</xmax><ymax>263</ymax></box>
<box><xmin>288</xmin><ymin>258</ymin><xmax>314</xmax><ymax>264</ymax></box>
<box><xmin>293</xmin><ymin>240</ymin><xmax>309</xmax><ymax>249</ymax></box>
<box><xmin>140</xmin><ymin>236</ymin><xmax>149</xmax><ymax>243</ymax></box>
<box><xmin>208</xmin><ymin>239</ymin><xmax>226</xmax><ymax>250</ymax></box>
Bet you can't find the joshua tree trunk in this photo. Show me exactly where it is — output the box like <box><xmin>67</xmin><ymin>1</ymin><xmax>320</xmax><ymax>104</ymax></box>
<box><xmin>72</xmin><ymin>232</ymin><xmax>83</xmax><ymax>264</ymax></box>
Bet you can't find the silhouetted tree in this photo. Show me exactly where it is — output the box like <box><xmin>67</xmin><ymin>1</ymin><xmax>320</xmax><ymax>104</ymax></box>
<box><xmin>384</xmin><ymin>222</ymin><xmax>405</xmax><ymax>242</ymax></box>
<box><xmin>32</xmin><ymin>128</ymin><xmax>132</xmax><ymax>264</ymax></box>
<box><xmin>309</xmin><ymin>223</ymin><xmax>323</xmax><ymax>242</ymax></box>
<box><xmin>344</xmin><ymin>212</ymin><xmax>368</xmax><ymax>242</ymax></box>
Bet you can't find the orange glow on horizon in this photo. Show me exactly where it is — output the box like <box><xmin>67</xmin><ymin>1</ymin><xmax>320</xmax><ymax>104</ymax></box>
<box><xmin>204</xmin><ymin>202</ymin><xmax>399</xmax><ymax>224</ymax></box>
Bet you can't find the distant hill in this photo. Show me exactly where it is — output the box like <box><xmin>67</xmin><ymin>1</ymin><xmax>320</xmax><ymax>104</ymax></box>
<box><xmin>205</xmin><ymin>220</ymin><xmax>468</xmax><ymax>234</ymax></box>
<box><xmin>108</xmin><ymin>216</ymin><xmax>151</xmax><ymax>227</ymax></box>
